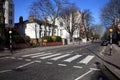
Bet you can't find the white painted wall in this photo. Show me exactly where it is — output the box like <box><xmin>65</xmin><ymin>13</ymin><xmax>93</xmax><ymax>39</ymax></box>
<box><xmin>4</xmin><ymin>0</ymin><xmax>14</xmax><ymax>28</ymax></box>
<box><xmin>25</xmin><ymin>23</ymin><xmax>40</xmax><ymax>39</ymax></box>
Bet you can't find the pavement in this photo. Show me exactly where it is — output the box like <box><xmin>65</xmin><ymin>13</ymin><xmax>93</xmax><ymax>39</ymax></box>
<box><xmin>100</xmin><ymin>44</ymin><xmax>120</xmax><ymax>79</ymax></box>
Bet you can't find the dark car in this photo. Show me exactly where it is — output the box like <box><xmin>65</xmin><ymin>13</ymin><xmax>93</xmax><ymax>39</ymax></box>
<box><xmin>101</xmin><ymin>40</ymin><xmax>109</xmax><ymax>46</ymax></box>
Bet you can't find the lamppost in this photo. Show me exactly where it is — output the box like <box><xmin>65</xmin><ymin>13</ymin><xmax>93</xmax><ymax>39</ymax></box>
<box><xmin>109</xmin><ymin>28</ymin><xmax>113</xmax><ymax>55</ymax></box>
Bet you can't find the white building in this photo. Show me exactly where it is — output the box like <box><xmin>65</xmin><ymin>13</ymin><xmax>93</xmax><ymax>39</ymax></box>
<box><xmin>4</xmin><ymin>0</ymin><xmax>14</xmax><ymax>28</ymax></box>
<box><xmin>54</xmin><ymin>11</ymin><xmax>82</xmax><ymax>39</ymax></box>
<box><xmin>25</xmin><ymin>15</ymin><xmax>53</xmax><ymax>39</ymax></box>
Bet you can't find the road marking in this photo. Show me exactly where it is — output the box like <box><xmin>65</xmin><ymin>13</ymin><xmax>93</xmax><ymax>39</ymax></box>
<box><xmin>51</xmin><ymin>54</ymin><xmax>71</xmax><ymax>61</ymax></box>
<box><xmin>46</xmin><ymin>62</ymin><xmax>53</xmax><ymax>64</ymax></box>
<box><xmin>0</xmin><ymin>70</ymin><xmax>12</xmax><ymax>74</ymax></box>
<box><xmin>11</xmin><ymin>57</ymin><xmax>16</xmax><ymax>59</ymax></box>
<box><xmin>66</xmin><ymin>51</ymin><xmax>74</xmax><ymax>53</ymax></box>
<box><xmin>40</xmin><ymin>53</ymin><xmax>62</xmax><ymax>59</ymax></box>
<box><xmin>34</xmin><ymin>60</ymin><xmax>41</xmax><ymax>63</ymax></box>
<box><xmin>100</xmin><ymin>47</ymin><xmax>106</xmax><ymax>55</ymax></box>
<box><xmin>64</xmin><ymin>55</ymin><xmax>82</xmax><ymax>62</ymax></box>
<box><xmin>17</xmin><ymin>58</ymin><xmax>23</xmax><ymax>60</ymax></box>
<box><xmin>58</xmin><ymin>64</ymin><xmax>67</xmax><ymax>66</ymax></box>
<box><xmin>25</xmin><ymin>59</ymin><xmax>31</xmax><ymax>61</ymax></box>
<box><xmin>90</xmin><ymin>68</ymin><xmax>100</xmax><ymax>71</ymax></box>
<box><xmin>31</xmin><ymin>53</ymin><xmax>54</xmax><ymax>58</ymax></box>
<box><xmin>73</xmin><ymin>66</ymin><xmax>83</xmax><ymax>69</ymax></box>
<box><xmin>22</xmin><ymin>52</ymin><xmax>45</xmax><ymax>57</ymax></box>
<box><xmin>78</xmin><ymin>55</ymin><xmax>94</xmax><ymax>64</ymax></box>
<box><xmin>74</xmin><ymin>69</ymin><xmax>94</xmax><ymax>80</ymax></box>
<box><xmin>5</xmin><ymin>57</ymin><xmax>10</xmax><ymax>58</ymax></box>
<box><xmin>16</xmin><ymin>61</ymin><xmax>35</xmax><ymax>69</ymax></box>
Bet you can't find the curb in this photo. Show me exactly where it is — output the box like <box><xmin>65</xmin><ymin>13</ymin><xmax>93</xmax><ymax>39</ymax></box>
<box><xmin>102</xmin><ymin>44</ymin><xmax>120</xmax><ymax>79</ymax></box>
<box><xmin>104</xmin><ymin>64</ymin><xmax>120</xmax><ymax>79</ymax></box>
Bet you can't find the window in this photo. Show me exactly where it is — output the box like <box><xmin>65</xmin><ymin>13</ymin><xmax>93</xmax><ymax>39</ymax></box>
<box><xmin>9</xmin><ymin>19</ymin><xmax>12</xmax><ymax>24</ymax></box>
<box><xmin>10</xmin><ymin>4</ymin><xmax>13</xmax><ymax>8</ymax></box>
<box><xmin>60</xmin><ymin>22</ymin><xmax>63</xmax><ymax>27</ymax></box>
<box><xmin>9</xmin><ymin>11</ymin><xmax>12</xmax><ymax>16</ymax></box>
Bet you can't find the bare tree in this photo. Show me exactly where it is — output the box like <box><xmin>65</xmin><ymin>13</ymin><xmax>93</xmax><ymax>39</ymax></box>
<box><xmin>91</xmin><ymin>24</ymin><xmax>103</xmax><ymax>39</ymax></box>
<box><xmin>100</xmin><ymin>0</ymin><xmax>120</xmax><ymax>29</ymax></box>
<box><xmin>80</xmin><ymin>9</ymin><xmax>94</xmax><ymax>39</ymax></box>
<box><xmin>29</xmin><ymin>0</ymin><xmax>68</xmax><ymax>35</ymax></box>
<box><xmin>59</xmin><ymin>4</ymin><xmax>81</xmax><ymax>41</ymax></box>
<box><xmin>82</xmin><ymin>9</ymin><xmax>94</xmax><ymax>27</ymax></box>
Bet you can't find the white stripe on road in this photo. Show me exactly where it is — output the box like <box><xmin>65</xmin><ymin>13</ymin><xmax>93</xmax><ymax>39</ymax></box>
<box><xmin>51</xmin><ymin>54</ymin><xmax>71</xmax><ymax>61</ymax></box>
<box><xmin>40</xmin><ymin>53</ymin><xmax>62</xmax><ymax>59</ymax></box>
<box><xmin>0</xmin><ymin>70</ymin><xmax>12</xmax><ymax>74</ymax></box>
<box><xmin>78</xmin><ymin>55</ymin><xmax>94</xmax><ymax>64</ymax></box>
<box><xmin>74</xmin><ymin>69</ymin><xmax>94</xmax><ymax>80</ymax></box>
<box><xmin>64</xmin><ymin>55</ymin><xmax>82</xmax><ymax>62</ymax></box>
<box><xmin>22</xmin><ymin>52</ymin><xmax>45</xmax><ymax>57</ymax></box>
<box><xmin>31</xmin><ymin>53</ymin><xmax>54</xmax><ymax>58</ymax></box>
<box><xmin>34</xmin><ymin>60</ymin><xmax>41</xmax><ymax>63</ymax></box>
<box><xmin>25</xmin><ymin>59</ymin><xmax>31</xmax><ymax>61</ymax></box>
<box><xmin>16</xmin><ymin>61</ymin><xmax>35</xmax><ymax>69</ymax></box>
<box><xmin>11</xmin><ymin>57</ymin><xmax>16</xmax><ymax>59</ymax></box>
<box><xmin>46</xmin><ymin>62</ymin><xmax>53</xmax><ymax>64</ymax></box>
<box><xmin>100</xmin><ymin>47</ymin><xmax>106</xmax><ymax>55</ymax></box>
<box><xmin>17</xmin><ymin>58</ymin><xmax>23</xmax><ymax>60</ymax></box>
<box><xmin>58</xmin><ymin>64</ymin><xmax>67</xmax><ymax>66</ymax></box>
<box><xmin>73</xmin><ymin>66</ymin><xmax>83</xmax><ymax>69</ymax></box>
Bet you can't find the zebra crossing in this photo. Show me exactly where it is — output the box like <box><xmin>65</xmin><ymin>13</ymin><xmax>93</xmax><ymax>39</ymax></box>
<box><xmin>21</xmin><ymin>52</ymin><xmax>95</xmax><ymax>65</ymax></box>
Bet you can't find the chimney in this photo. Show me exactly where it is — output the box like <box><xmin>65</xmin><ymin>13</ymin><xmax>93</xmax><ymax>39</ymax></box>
<box><xmin>29</xmin><ymin>15</ymin><xmax>34</xmax><ymax>22</ymax></box>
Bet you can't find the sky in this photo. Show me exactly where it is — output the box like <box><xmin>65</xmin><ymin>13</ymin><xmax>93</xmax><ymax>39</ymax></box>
<box><xmin>14</xmin><ymin>0</ymin><xmax>109</xmax><ymax>24</ymax></box>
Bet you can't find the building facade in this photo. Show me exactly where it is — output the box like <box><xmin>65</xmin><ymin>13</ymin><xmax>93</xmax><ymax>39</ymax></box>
<box><xmin>4</xmin><ymin>0</ymin><xmax>14</xmax><ymax>28</ymax></box>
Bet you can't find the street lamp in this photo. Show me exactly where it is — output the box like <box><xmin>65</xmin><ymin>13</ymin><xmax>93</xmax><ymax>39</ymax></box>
<box><xmin>109</xmin><ymin>28</ymin><xmax>113</xmax><ymax>55</ymax></box>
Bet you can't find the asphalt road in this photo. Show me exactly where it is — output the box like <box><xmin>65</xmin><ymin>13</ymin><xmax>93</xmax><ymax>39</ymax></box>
<box><xmin>0</xmin><ymin>43</ymin><xmax>119</xmax><ymax>80</ymax></box>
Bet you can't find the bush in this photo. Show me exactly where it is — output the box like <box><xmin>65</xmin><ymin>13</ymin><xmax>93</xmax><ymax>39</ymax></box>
<box><xmin>0</xmin><ymin>36</ymin><xmax>5</xmax><ymax>45</ymax></box>
<box><xmin>41</xmin><ymin>36</ymin><xmax>62</xmax><ymax>42</ymax></box>
<box><xmin>51</xmin><ymin>36</ymin><xmax>56</xmax><ymax>42</ymax></box>
<box><xmin>55</xmin><ymin>36</ymin><xmax>62</xmax><ymax>42</ymax></box>
<box><xmin>42</xmin><ymin>36</ymin><xmax>53</xmax><ymax>42</ymax></box>
<box><xmin>13</xmin><ymin>35</ymin><xmax>30</xmax><ymax>44</ymax></box>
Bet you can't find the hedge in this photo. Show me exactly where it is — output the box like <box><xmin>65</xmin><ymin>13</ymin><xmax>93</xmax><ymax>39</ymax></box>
<box><xmin>12</xmin><ymin>35</ymin><xmax>30</xmax><ymax>44</ymax></box>
<box><xmin>41</xmin><ymin>36</ymin><xmax>62</xmax><ymax>42</ymax></box>
<box><xmin>42</xmin><ymin>36</ymin><xmax>53</xmax><ymax>42</ymax></box>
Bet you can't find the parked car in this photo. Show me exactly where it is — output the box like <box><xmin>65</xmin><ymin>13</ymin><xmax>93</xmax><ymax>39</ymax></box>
<box><xmin>101</xmin><ymin>40</ymin><xmax>109</xmax><ymax>46</ymax></box>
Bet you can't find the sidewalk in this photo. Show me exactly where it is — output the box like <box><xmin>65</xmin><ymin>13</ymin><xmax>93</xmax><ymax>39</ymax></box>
<box><xmin>101</xmin><ymin>44</ymin><xmax>120</xmax><ymax>79</ymax></box>
<box><xmin>0</xmin><ymin>45</ymin><xmax>67</xmax><ymax>58</ymax></box>
<box><xmin>0</xmin><ymin>42</ymin><xmax>89</xmax><ymax>58</ymax></box>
